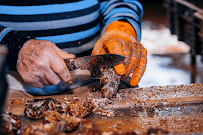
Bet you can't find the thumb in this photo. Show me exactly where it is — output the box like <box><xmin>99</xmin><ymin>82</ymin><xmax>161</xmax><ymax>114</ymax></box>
<box><xmin>54</xmin><ymin>46</ymin><xmax>76</xmax><ymax>59</ymax></box>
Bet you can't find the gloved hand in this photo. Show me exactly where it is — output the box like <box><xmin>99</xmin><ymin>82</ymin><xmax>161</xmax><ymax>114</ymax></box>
<box><xmin>17</xmin><ymin>39</ymin><xmax>76</xmax><ymax>88</ymax></box>
<box><xmin>92</xmin><ymin>21</ymin><xmax>147</xmax><ymax>87</ymax></box>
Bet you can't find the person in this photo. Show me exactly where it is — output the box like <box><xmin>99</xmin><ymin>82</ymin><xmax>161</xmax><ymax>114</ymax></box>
<box><xmin>0</xmin><ymin>0</ymin><xmax>147</xmax><ymax>95</ymax></box>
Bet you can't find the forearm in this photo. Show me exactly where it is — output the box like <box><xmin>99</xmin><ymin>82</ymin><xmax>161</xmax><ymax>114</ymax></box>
<box><xmin>0</xmin><ymin>25</ymin><xmax>34</xmax><ymax>71</ymax></box>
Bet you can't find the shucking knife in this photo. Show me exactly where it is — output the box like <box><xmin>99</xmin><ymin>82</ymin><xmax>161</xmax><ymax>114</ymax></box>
<box><xmin>64</xmin><ymin>54</ymin><xmax>125</xmax><ymax>79</ymax></box>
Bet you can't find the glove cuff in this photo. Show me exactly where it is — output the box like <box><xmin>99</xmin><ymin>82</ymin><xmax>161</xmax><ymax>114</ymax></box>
<box><xmin>105</xmin><ymin>21</ymin><xmax>137</xmax><ymax>38</ymax></box>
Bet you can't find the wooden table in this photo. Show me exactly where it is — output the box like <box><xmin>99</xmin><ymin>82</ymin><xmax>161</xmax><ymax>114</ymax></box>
<box><xmin>4</xmin><ymin>83</ymin><xmax>203</xmax><ymax>134</ymax></box>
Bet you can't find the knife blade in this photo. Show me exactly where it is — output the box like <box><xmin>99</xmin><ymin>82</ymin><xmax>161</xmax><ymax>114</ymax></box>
<box><xmin>64</xmin><ymin>54</ymin><xmax>125</xmax><ymax>79</ymax></box>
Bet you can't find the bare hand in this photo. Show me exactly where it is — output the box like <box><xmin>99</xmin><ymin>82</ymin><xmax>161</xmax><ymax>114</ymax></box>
<box><xmin>17</xmin><ymin>39</ymin><xmax>76</xmax><ymax>88</ymax></box>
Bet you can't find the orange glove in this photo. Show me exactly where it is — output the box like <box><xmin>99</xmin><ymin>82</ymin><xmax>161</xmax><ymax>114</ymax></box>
<box><xmin>91</xmin><ymin>21</ymin><xmax>147</xmax><ymax>87</ymax></box>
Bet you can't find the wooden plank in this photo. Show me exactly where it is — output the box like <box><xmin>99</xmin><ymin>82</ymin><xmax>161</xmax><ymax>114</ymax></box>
<box><xmin>175</xmin><ymin>0</ymin><xmax>203</xmax><ymax>13</ymax></box>
<box><xmin>5</xmin><ymin>83</ymin><xmax>203</xmax><ymax>115</ymax></box>
<box><xmin>4</xmin><ymin>83</ymin><xmax>203</xmax><ymax>134</ymax></box>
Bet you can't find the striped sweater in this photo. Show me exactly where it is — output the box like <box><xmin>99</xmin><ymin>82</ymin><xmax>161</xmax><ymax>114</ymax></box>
<box><xmin>0</xmin><ymin>0</ymin><xmax>143</xmax><ymax>71</ymax></box>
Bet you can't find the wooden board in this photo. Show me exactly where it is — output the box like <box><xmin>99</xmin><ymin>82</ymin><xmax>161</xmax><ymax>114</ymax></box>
<box><xmin>4</xmin><ymin>83</ymin><xmax>203</xmax><ymax>134</ymax></box>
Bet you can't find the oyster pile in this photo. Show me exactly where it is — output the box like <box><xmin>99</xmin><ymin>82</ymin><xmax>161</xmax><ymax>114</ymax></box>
<box><xmin>1</xmin><ymin>112</ymin><xmax>21</xmax><ymax>135</ymax></box>
<box><xmin>22</xmin><ymin>97</ymin><xmax>94</xmax><ymax>135</ymax></box>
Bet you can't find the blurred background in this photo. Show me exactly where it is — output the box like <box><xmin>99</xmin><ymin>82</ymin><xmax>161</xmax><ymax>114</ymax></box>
<box><xmin>138</xmin><ymin>0</ymin><xmax>203</xmax><ymax>87</ymax></box>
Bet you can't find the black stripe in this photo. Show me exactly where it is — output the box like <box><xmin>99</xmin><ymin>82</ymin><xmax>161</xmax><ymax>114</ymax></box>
<box><xmin>107</xmin><ymin>15</ymin><xmax>140</xmax><ymax>25</ymax></box>
<box><xmin>20</xmin><ymin>18</ymin><xmax>100</xmax><ymax>37</ymax></box>
<box><xmin>99</xmin><ymin>0</ymin><xmax>108</xmax><ymax>2</ymax></box>
<box><xmin>0</xmin><ymin>25</ymin><xmax>6</xmax><ymax>32</ymax></box>
<box><xmin>102</xmin><ymin>2</ymin><xmax>141</xmax><ymax>18</ymax></box>
<box><xmin>0</xmin><ymin>0</ymin><xmax>83</xmax><ymax>6</ymax></box>
<box><xmin>102</xmin><ymin>15</ymin><xmax>140</xmax><ymax>29</ymax></box>
<box><xmin>137</xmin><ymin>5</ymin><xmax>142</xmax><ymax>17</ymax></box>
<box><xmin>127</xmin><ymin>2</ymin><xmax>143</xmax><ymax>17</ymax></box>
<box><xmin>76</xmin><ymin>49</ymin><xmax>92</xmax><ymax>57</ymax></box>
<box><xmin>0</xmin><ymin>4</ymin><xmax>99</xmax><ymax>22</ymax></box>
<box><xmin>137</xmin><ymin>0</ymin><xmax>142</xmax><ymax>3</ymax></box>
<box><xmin>101</xmin><ymin>3</ymin><xmax>141</xmax><ymax>25</ymax></box>
<box><xmin>114</xmin><ymin>4</ymin><xmax>141</xmax><ymax>18</ymax></box>
<box><xmin>102</xmin><ymin>8</ymin><xmax>141</xmax><ymax>26</ymax></box>
<box><xmin>57</xmin><ymin>31</ymin><xmax>100</xmax><ymax>49</ymax></box>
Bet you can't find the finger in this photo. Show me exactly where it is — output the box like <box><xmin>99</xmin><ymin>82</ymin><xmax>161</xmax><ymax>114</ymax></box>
<box><xmin>49</xmin><ymin>54</ymin><xmax>73</xmax><ymax>84</ymax></box>
<box><xmin>22</xmin><ymin>74</ymin><xmax>44</xmax><ymax>88</ymax></box>
<box><xmin>92</xmin><ymin>38</ymin><xmax>107</xmax><ymax>55</ymax></box>
<box><xmin>104</xmin><ymin>38</ymin><xmax>126</xmax><ymax>75</ymax></box>
<box><xmin>121</xmin><ymin>42</ymin><xmax>141</xmax><ymax>80</ymax></box>
<box><xmin>54</xmin><ymin>46</ymin><xmax>76</xmax><ymax>59</ymax></box>
<box><xmin>130</xmin><ymin>45</ymin><xmax>147</xmax><ymax>87</ymax></box>
<box><xmin>30</xmin><ymin>82</ymin><xmax>44</xmax><ymax>88</ymax></box>
<box><xmin>122</xmin><ymin>40</ymin><xmax>133</xmax><ymax>70</ymax></box>
<box><xmin>39</xmin><ymin>77</ymin><xmax>51</xmax><ymax>86</ymax></box>
<box><xmin>30</xmin><ymin>66</ymin><xmax>50</xmax><ymax>86</ymax></box>
<box><xmin>44</xmin><ymin>69</ymin><xmax>61</xmax><ymax>85</ymax></box>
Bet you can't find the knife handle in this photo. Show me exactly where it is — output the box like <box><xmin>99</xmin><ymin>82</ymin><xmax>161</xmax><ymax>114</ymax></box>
<box><xmin>64</xmin><ymin>59</ymin><xmax>76</xmax><ymax>71</ymax></box>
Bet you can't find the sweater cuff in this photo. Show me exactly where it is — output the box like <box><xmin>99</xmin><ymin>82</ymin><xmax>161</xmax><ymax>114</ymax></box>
<box><xmin>1</xmin><ymin>30</ymin><xmax>34</xmax><ymax>71</ymax></box>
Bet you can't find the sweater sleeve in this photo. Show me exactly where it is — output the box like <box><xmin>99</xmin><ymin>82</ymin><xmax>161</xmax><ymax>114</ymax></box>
<box><xmin>99</xmin><ymin>0</ymin><xmax>143</xmax><ymax>41</ymax></box>
<box><xmin>0</xmin><ymin>25</ymin><xmax>34</xmax><ymax>71</ymax></box>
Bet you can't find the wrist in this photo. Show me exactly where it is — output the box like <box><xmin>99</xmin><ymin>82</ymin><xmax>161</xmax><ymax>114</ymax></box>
<box><xmin>105</xmin><ymin>21</ymin><xmax>137</xmax><ymax>38</ymax></box>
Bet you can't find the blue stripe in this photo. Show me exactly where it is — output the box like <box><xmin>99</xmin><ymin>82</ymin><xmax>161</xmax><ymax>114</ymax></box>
<box><xmin>36</xmin><ymin>23</ymin><xmax>100</xmax><ymax>43</ymax></box>
<box><xmin>101</xmin><ymin>3</ymin><xmax>111</xmax><ymax>14</ymax></box>
<box><xmin>100</xmin><ymin>1</ymin><xmax>108</xmax><ymax>10</ymax></box>
<box><xmin>101</xmin><ymin>1</ymin><xmax>143</xmax><ymax>15</ymax></box>
<box><xmin>102</xmin><ymin>0</ymin><xmax>119</xmax><ymax>13</ymax></box>
<box><xmin>104</xmin><ymin>16</ymin><xmax>126</xmax><ymax>25</ymax></box>
<box><xmin>126</xmin><ymin>18</ymin><xmax>141</xmax><ymax>41</ymax></box>
<box><xmin>127</xmin><ymin>18</ymin><xmax>142</xmax><ymax>42</ymax></box>
<box><xmin>104</xmin><ymin>7</ymin><xmax>141</xmax><ymax>23</ymax></box>
<box><xmin>125</xmin><ymin>1</ymin><xmax>143</xmax><ymax>17</ymax></box>
<box><xmin>0</xmin><ymin>1</ymin><xmax>98</xmax><ymax>15</ymax></box>
<box><xmin>124</xmin><ymin>0</ymin><xmax>143</xmax><ymax>11</ymax></box>
<box><xmin>104</xmin><ymin>13</ymin><xmax>141</xmax><ymax>26</ymax></box>
<box><xmin>0</xmin><ymin>28</ymin><xmax>13</xmax><ymax>42</ymax></box>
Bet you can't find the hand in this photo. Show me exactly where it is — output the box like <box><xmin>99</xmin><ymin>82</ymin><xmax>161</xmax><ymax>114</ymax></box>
<box><xmin>92</xmin><ymin>21</ymin><xmax>147</xmax><ymax>87</ymax></box>
<box><xmin>17</xmin><ymin>39</ymin><xmax>76</xmax><ymax>88</ymax></box>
